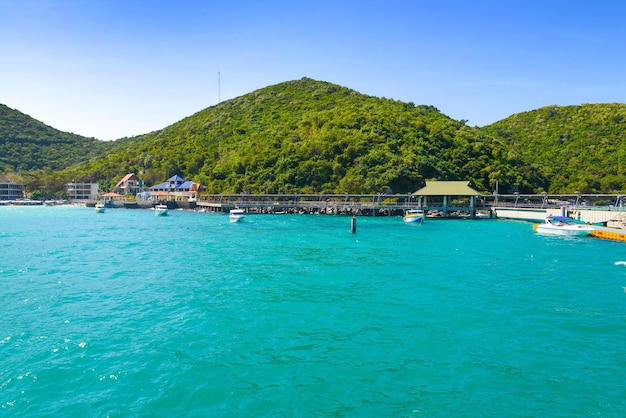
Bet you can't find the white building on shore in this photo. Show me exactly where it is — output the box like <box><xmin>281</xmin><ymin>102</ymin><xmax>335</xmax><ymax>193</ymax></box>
<box><xmin>65</xmin><ymin>182</ymin><xmax>99</xmax><ymax>202</ymax></box>
<box><xmin>0</xmin><ymin>182</ymin><xmax>23</xmax><ymax>200</ymax></box>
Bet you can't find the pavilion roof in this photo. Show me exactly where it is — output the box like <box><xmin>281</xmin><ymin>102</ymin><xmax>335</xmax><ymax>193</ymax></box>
<box><xmin>413</xmin><ymin>181</ymin><xmax>480</xmax><ymax>196</ymax></box>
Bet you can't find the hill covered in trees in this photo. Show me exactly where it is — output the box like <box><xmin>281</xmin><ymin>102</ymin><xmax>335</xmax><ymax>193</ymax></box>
<box><xmin>0</xmin><ymin>104</ymin><xmax>112</xmax><ymax>173</ymax></box>
<box><xmin>483</xmin><ymin>103</ymin><xmax>626</xmax><ymax>193</ymax></box>
<box><xmin>54</xmin><ymin>78</ymin><xmax>534</xmax><ymax>194</ymax></box>
<box><xmin>2</xmin><ymin>78</ymin><xmax>625</xmax><ymax>195</ymax></box>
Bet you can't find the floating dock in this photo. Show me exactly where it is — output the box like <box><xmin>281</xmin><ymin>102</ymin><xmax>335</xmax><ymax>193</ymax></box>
<box><xmin>591</xmin><ymin>227</ymin><xmax>626</xmax><ymax>242</ymax></box>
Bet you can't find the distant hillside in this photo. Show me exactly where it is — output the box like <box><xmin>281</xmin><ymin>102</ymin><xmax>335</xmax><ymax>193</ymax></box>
<box><xmin>0</xmin><ymin>104</ymin><xmax>111</xmax><ymax>172</ymax></box>
<box><xmin>4</xmin><ymin>79</ymin><xmax>625</xmax><ymax>195</ymax></box>
<box><xmin>484</xmin><ymin>104</ymin><xmax>626</xmax><ymax>193</ymax></box>
<box><xmin>64</xmin><ymin>78</ymin><xmax>529</xmax><ymax>194</ymax></box>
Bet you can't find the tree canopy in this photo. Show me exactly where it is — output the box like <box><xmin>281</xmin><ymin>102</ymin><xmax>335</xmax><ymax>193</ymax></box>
<box><xmin>484</xmin><ymin>103</ymin><xmax>626</xmax><ymax>193</ymax></box>
<box><xmin>0</xmin><ymin>104</ymin><xmax>111</xmax><ymax>173</ymax></box>
<box><xmin>1</xmin><ymin>79</ymin><xmax>624</xmax><ymax>195</ymax></box>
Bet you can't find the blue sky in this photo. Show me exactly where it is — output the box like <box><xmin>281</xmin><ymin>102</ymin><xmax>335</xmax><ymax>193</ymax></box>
<box><xmin>1</xmin><ymin>0</ymin><xmax>625</xmax><ymax>140</ymax></box>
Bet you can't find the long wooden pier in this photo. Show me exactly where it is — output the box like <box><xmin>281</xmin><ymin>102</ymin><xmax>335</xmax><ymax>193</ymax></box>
<box><xmin>195</xmin><ymin>193</ymin><xmax>626</xmax><ymax>222</ymax></box>
<box><xmin>197</xmin><ymin>193</ymin><xmax>493</xmax><ymax>218</ymax></box>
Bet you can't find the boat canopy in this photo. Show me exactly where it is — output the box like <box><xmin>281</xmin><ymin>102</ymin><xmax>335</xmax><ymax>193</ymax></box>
<box><xmin>547</xmin><ymin>216</ymin><xmax>571</xmax><ymax>221</ymax></box>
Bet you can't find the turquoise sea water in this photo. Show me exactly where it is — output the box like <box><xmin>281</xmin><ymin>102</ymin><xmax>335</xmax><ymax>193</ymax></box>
<box><xmin>1</xmin><ymin>205</ymin><xmax>626</xmax><ymax>417</ymax></box>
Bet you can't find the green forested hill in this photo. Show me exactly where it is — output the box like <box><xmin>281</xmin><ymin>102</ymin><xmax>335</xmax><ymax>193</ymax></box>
<box><xmin>484</xmin><ymin>103</ymin><xmax>626</xmax><ymax>193</ymax></box>
<box><xmin>0</xmin><ymin>104</ymin><xmax>111</xmax><ymax>172</ymax></box>
<box><xmin>63</xmin><ymin>78</ymin><xmax>530</xmax><ymax>194</ymax></box>
<box><xmin>3</xmin><ymin>79</ymin><xmax>625</xmax><ymax>195</ymax></box>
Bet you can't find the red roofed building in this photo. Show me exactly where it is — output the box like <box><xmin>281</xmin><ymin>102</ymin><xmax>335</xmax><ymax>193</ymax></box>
<box><xmin>114</xmin><ymin>173</ymin><xmax>142</xmax><ymax>195</ymax></box>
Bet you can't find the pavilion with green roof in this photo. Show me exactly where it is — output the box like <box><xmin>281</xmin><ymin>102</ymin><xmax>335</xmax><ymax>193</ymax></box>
<box><xmin>412</xmin><ymin>181</ymin><xmax>482</xmax><ymax>218</ymax></box>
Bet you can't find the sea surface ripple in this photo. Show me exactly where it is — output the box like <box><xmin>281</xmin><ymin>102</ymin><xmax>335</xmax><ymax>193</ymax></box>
<box><xmin>1</xmin><ymin>205</ymin><xmax>626</xmax><ymax>416</ymax></box>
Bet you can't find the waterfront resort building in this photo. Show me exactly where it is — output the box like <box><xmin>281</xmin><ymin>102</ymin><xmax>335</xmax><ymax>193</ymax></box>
<box><xmin>0</xmin><ymin>182</ymin><xmax>23</xmax><ymax>200</ymax></box>
<box><xmin>114</xmin><ymin>173</ymin><xmax>143</xmax><ymax>195</ymax></box>
<box><xmin>65</xmin><ymin>182</ymin><xmax>99</xmax><ymax>202</ymax></box>
<box><xmin>137</xmin><ymin>175</ymin><xmax>204</xmax><ymax>202</ymax></box>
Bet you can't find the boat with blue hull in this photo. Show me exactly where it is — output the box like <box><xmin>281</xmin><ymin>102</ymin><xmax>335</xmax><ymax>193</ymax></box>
<box><xmin>403</xmin><ymin>209</ymin><xmax>424</xmax><ymax>224</ymax></box>
<box><xmin>229</xmin><ymin>208</ymin><xmax>245</xmax><ymax>222</ymax></box>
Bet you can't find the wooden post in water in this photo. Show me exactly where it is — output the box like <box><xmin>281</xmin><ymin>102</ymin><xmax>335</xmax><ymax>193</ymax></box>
<box><xmin>350</xmin><ymin>216</ymin><xmax>357</xmax><ymax>233</ymax></box>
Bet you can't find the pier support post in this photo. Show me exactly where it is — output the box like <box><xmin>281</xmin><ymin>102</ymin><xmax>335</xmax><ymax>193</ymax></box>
<box><xmin>350</xmin><ymin>216</ymin><xmax>356</xmax><ymax>233</ymax></box>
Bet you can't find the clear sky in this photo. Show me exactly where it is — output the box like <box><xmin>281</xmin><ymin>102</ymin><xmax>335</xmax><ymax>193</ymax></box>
<box><xmin>1</xmin><ymin>0</ymin><xmax>625</xmax><ymax>140</ymax></box>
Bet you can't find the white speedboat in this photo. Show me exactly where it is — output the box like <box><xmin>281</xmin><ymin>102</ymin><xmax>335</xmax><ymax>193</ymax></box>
<box><xmin>154</xmin><ymin>204</ymin><xmax>168</xmax><ymax>216</ymax></box>
<box><xmin>534</xmin><ymin>216</ymin><xmax>594</xmax><ymax>237</ymax></box>
<box><xmin>229</xmin><ymin>208</ymin><xmax>245</xmax><ymax>222</ymax></box>
<box><xmin>95</xmin><ymin>203</ymin><xmax>106</xmax><ymax>213</ymax></box>
<box><xmin>403</xmin><ymin>209</ymin><xmax>424</xmax><ymax>224</ymax></box>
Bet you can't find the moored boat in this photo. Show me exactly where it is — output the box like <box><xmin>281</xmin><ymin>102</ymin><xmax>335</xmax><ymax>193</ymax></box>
<box><xmin>403</xmin><ymin>209</ymin><xmax>424</xmax><ymax>224</ymax></box>
<box><xmin>229</xmin><ymin>208</ymin><xmax>245</xmax><ymax>222</ymax></box>
<box><xmin>154</xmin><ymin>204</ymin><xmax>168</xmax><ymax>216</ymax></box>
<box><xmin>95</xmin><ymin>203</ymin><xmax>106</xmax><ymax>213</ymax></box>
<box><xmin>534</xmin><ymin>215</ymin><xmax>594</xmax><ymax>237</ymax></box>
